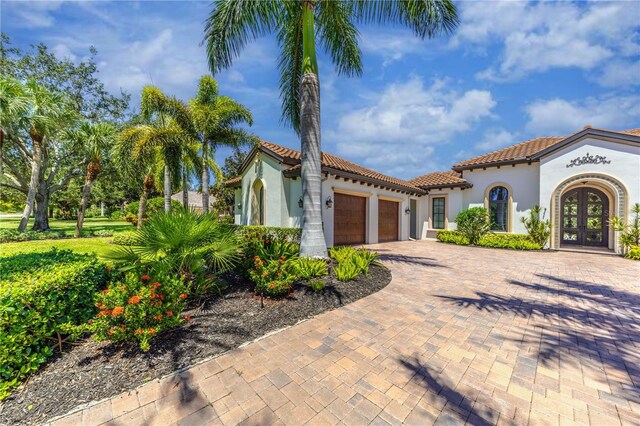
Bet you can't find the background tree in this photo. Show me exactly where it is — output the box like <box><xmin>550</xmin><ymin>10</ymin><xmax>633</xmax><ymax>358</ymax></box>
<box><xmin>204</xmin><ymin>0</ymin><xmax>458</xmax><ymax>257</ymax></box>
<box><xmin>66</xmin><ymin>121</ymin><xmax>116</xmax><ymax>237</ymax></box>
<box><xmin>189</xmin><ymin>75</ymin><xmax>254</xmax><ymax>214</ymax></box>
<box><xmin>0</xmin><ymin>35</ymin><xmax>130</xmax><ymax>230</ymax></box>
<box><xmin>212</xmin><ymin>148</ymin><xmax>249</xmax><ymax>215</ymax></box>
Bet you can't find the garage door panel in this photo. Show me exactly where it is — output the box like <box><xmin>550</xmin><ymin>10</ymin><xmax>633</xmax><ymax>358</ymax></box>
<box><xmin>378</xmin><ymin>199</ymin><xmax>399</xmax><ymax>243</ymax></box>
<box><xmin>334</xmin><ymin>193</ymin><xmax>366</xmax><ymax>245</ymax></box>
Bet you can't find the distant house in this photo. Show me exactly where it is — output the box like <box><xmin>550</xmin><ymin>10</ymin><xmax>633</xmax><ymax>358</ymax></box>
<box><xmin>228</xmin><ymin>126</ymin><xmax>639</xmax><ymax>254</ymax></box>
<box><xmin>171</xmin><ymin>191</ymin><xmax>215</xmax><ymax>213</ymax></box>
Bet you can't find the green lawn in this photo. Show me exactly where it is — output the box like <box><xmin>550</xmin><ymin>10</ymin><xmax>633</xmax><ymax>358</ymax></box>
<box><xmin>0</xmin><ymin>217</ymin><xmax>132</xmax><ymax>259</ymax></box>
<box><xmin>0</xmin><ymin>216</ymin><xmax>131</xmax><ymax>233</ymax></box>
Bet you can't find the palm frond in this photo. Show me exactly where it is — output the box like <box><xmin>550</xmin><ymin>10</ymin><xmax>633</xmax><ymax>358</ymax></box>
<box><xmin>316</xmin><ymin>1</ymin><xmax>363</xmax><ymax>77</ymax></box>
<box><xmin>276</xmin><ymin>4</ymin><xmax>304</xmax><ymax>132</ymax></box>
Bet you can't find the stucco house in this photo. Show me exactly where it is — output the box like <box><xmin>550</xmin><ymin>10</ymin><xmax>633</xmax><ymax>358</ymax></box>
<box><xmin>228</xmin><ymin>126</ymin><xmax>640</xmax><ymax>254</ymax></box>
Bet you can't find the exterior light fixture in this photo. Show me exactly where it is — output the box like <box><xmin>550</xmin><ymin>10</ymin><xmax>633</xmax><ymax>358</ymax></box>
<box><xmin>325</xmin><ymin>196</ymin><xmax>333</xmax><ymax>209</ymax></box>
<box><xmin>405</xmin><ymin>207</ymin><xmax>411</xmax><ymax>215</ymax></box>
<box><xmin>298</xmin><ymin>197</ymin><xmax>303</xmax><ymax>208</ymax></box>
<box><xmin>236</xmin><ymin>203</ymin><xmax>242</xmax><ymax>210</ymax></box>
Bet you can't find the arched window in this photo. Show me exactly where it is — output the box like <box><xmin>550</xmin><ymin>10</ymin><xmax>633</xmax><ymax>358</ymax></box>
<box><xmin>489</xmin><ymin>186</ymin><xmax>509</xmax><ymax>231</ymax></box>
<box><xmin>251</xmin><ymin>180</ymin><xmax>265</xmax><ymax>225</ymax></box>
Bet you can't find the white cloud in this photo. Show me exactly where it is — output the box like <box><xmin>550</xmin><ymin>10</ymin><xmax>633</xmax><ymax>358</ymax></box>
<box><xmin>525</xmin><ymin>95</ymin><xmax>640</xmax><ymax>135</ymax></box>
<box><xmin>51</xmin><ymin>43</ymin><xmax>76</xmax><ymax>61</ymax></box>
<box><xmin>454</xmin><ymin>1</ymin><xmax>640</xmax><ymax>84</ymax></box>
<box><xmin>329</xmin><ymin>77</ymin><xmax>496</xmax><ymax>178</ymax></box>
<box><xmin>475</xmin><ymin>128</ymin><xmax>517</xmax><ymax>152</ymax></box>
<box><xmin>595</xmin><ymin>60</ymin><xmax>640</xmax><ymax>88</ymax></box>
<box><xmin>360</xmin><ymin>31</ymin><xmax>426</xmax><ymax>67</ymax></box>
<box><xmin>5</xmin><ymin>1</ymin><xmax>65</xmax><ymax>28</ymax></box>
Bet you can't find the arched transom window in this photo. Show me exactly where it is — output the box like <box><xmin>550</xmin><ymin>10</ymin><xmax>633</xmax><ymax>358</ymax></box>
<box><xmin>489</xmin><ymin>186</ymin><xmax>509</xmax><ymax>231</ymax></box>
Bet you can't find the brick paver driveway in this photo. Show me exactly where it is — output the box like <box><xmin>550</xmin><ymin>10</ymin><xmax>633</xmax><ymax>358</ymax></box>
<box><xmin>52</xmin><ymin>241</ymin><xmax>640</xmax><ymax>426</ymax></box>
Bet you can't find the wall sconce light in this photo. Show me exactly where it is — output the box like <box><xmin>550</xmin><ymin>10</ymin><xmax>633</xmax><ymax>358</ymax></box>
<box><xmin>298</xmin><ymin>197</ymin><xmax>303</xmax><ymax>208</ymax></box>
<box><xmin>405</xmin><ymin>207</ymin><xmax>411</xmax><ymax>215</ymax></box>
<box><xmin>236</xmin><ymin>203</ymin><xmax>242</xmax><ymax>210</ymax></box>
<box><xmin>325</xmin><ymin>196</ymin><xmax>333</xmax><ymax>209</ymax></box>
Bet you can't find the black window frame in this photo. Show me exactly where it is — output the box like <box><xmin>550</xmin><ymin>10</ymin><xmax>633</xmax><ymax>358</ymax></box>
<box><xmin>488</xmin><ymin>186</ymin><xmax>509</xmax><ymax>231</ymax></box>
<box><xmin>432</xmin><ymin>197</ymin><xmax>446</xmax><ymax>229</ymax></box>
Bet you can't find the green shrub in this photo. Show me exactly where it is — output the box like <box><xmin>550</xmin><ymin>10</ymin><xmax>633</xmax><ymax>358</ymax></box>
<box><xmin>295</xmin><ymin>258</ymin><xmax>328</xmax><ymax>281</ymax></box>
<box><xmin>334</xmin><ymin>260</ymin><xmax>361</xmax><ymax>282</ymax></box>
<box><xmin>109</xmin><ymin>210</ymin><xmax>125</xmax><ymax>220</ymax></box>
<box><xmin>0</xmin><ymin>249</ymin><xmax>110</xmax><ymax>399</ymax></box>
<box><xmin>456</xmin><ymin>207</ymin><xmax>491</xmax><ymax>245</ymax></box>
<box><xmin>521</xmin><ymin>205</ymin><xmax>551</xmax><ymax>247</ymax></box>
<box><xmin>111</xmin><ymin>231</ymin><xmax>137</xmax><ymax>246</ymax></box>
<box><xmin>353</xmin><ymin>249</ymin><xmax>379</xmax><ymax>274</ymax></box>
<box><xmin>328</xmin><ymin>246</ymin><xmax>358</xmax><ymax>264</ymax></box>
<box><xmin>436</xmin><ymin>230</ymin><xmax>469</xmax><ymax>245</ymax></box>
<box><xmin>124</xmin><ymin>197</ymin><xmax>182</xmax><ymax>226</ymax></box>
<box><xmin>91</xmin><ymin>270</ymin><xmax>188</xmax><ymax>351</ymax></box>
<box><xmin>436</xmin><ymin>230</ymin><xmax>541</xmax><ymax>250</ymax></box>
<box><xmin>249</xmin><ymin>255</ymin><xmax>299</xmax><ymax>297</ymax></box>
<box><xmin>0</xmin><ymin>229</ymin><xmax>66</xmax><ymax>243</ymax></box>
<box><xmin>479</xmin><ymin>233</ymin><xmax>542</xmax><ymax>250</ymax></box>
<box><xmin>235</xmin><ymin>225</ymin><xmax>301</xmax><ymax>243</ymax></box>
<box><xmin>309</xmin><ymin>280</ymin><xmax>326</xmax><ymax>292</ymax></box>
<box><xmin>92</xmin><ymin>229</ymin><xmax>114</xmax><ymax>237</ymax></box>
<box><xmin>626</xmin><ymin>245</ymin><xmax>640</xmax><ymax>260</ymax></box>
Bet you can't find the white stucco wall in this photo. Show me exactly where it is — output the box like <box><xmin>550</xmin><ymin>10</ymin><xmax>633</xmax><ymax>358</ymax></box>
<box><xmin>539</xmin><ymin>137</ymin><xmax>640</xmax><ymax>251</ymax></box>
<box><xmin>461</xmin><ymin>163</ymin><xmax>541</xmax><ymax>234</ymax></box>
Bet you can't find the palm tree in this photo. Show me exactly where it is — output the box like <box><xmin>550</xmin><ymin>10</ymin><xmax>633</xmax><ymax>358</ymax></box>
<box><xmin>189</xmin><ymin>75</ymin><xmax>254</xmax><ymax>214</ymax></box>
<box><xmin>67</xmin><ymin>121</ymin><xmax>116</xmax><ymax>237</ymax></box>
<box><xmin>0</xmin><ymin>78</ymin><xmax>76</xmax><ymax>231</ymax></box>
<box><xmin>0</xmin><ymin>78</ymin><xmax>30</xmax><ymax>180</ymax></box>
<box><xmin>121</xmin><ymin>86</ymin><xmax>197</xmax><ymax>217</ymax></box>
<box><xmin>204</xmin><ymin>0</ymin><xmax>458</xmax><ymax>257</ymax></box>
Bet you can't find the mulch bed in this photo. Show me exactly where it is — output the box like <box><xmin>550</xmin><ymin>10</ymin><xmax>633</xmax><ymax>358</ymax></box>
<box><xmin>0</xmin><ymin>264</ymin><xmax>391</xmax><ymax>425</ymax></box>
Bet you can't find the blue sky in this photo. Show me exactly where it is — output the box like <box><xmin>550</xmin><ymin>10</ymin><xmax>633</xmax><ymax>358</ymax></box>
<box><xmin>3</xmin><ymin>0</ymin><xmax>639</xmax><ymax>180</ymax></box>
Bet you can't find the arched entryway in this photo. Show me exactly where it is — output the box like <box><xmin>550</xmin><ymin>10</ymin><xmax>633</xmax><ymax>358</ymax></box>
<box><xmin>560</xmin><ymin>187</ymin><xmax>609</xmax><ymax>247</ymax></box>
<box><xmin>551</xmin><ymin>173</ymin><xmax>627</xmax><ymax>253</ymax></box>
<box><xmin>250</xmin><ymin>179</ymin><xmax>265</xmax><ymax>225</ymax></box>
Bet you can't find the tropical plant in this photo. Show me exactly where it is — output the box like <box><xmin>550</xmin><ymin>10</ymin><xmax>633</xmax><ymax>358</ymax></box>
<box><xmin>105</xmin><ymin>209</ymin><xmax>242</xmax><ymax>290</ymax></box>
<box><xmin>123</xmin><ymin>197</ymin><xmax>182</xmax><ymax>226</ymax></box>
<box><xmin>295</xmin><ymin>257</ymin><xmax>328</xmax><ymax>281</ymax></box>
<box><xmin>456</xmin><ymin>207</ymin><xmax>491</xmax><ymax>245</ymax></box>
<box><xmin>610</xmin><ymin>203</ymin><xmax>640</xmax><ymax>255</ymax></box>
<box><xmin>309</xmin><ymin>279</ymin><xmax>326</xmax><ymax>292</ymax></box>
<box><xmin>65</xmin><ymin>122</ymin><xmax>116</xmax><ymax>237</ymax></box>
<box><xmin>328</xmin><ymin>246</ymin><xmax>358</xmax><ymax>264</ymax></box>
<box><xmin>204</xmin><ymin>0</ymin><xmax>458</xmax><ymax>258</ymax></box>
<box><xmin>334</xmin><ymin>260</ymin><xmax>360</xmax><ymax>282</ymax></box>
<box><xmin>521</xmin><ymin>205</ymin><xmax>551</xmax><ymax>247</ymax></box>
<box><xmin>189</xmin><ymin>76</ymin><xmax>255</xmax><ymax>213</ymax></box>
<box><xmin>91</xmin><ymin>270</ymin><xmax>189</xmax><ymax>351</ymax></box>
<box><xmin>249</xmin><ymin>254</ymin><xmax>299</xmax><ymax>297</ymax></box>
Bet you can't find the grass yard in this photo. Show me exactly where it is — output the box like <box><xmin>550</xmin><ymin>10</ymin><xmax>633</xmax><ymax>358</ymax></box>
<box><xmin>0</xmin><ymin>216</ymin><xmax>131</xmax><ymax>233</ymax></box>
<box><xmin>0</xmin><ymin>217</ymin><xmax>131</xmax><ymax>258</ymax></box>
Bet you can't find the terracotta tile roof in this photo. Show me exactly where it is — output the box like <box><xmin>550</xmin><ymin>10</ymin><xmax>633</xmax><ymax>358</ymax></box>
<box><xmin>260</xmin><ymin>141</ymin><xmax>424</xmax><ymax>193</ymax></box>
<box><xmin>453</xmin><ymin>127</ymin><xmax>640</xmax><ymax>170</ymax></box>
<box><xmin>409</xmin><ymin>171</ymin><xmax>470</xmax><ymax>189</ymax></box>
<box><xmin>226</xmin><ymin>176</ymin><xmax>242</xmax><ymax>185</ymax></box>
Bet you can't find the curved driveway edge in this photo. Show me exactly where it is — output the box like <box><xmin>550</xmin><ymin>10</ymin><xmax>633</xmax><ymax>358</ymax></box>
<box><xmin>50</xmin><ymin>241</ymin><xmax>640</xmax><ymax>426</ymax></box>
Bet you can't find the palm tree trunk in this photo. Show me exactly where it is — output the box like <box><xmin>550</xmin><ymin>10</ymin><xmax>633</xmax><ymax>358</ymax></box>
<box><xmin>182</xmin><ymin>164</ymin><xmax>189</xmax><ymax>209</ymax></box>
<box><xmin>201</xmin><ymin>141</ymin><xmax>209</xmax><ymax>214</ymax></box>
<box><xmin>299</xmin><ymin>2</ymin><xmax>327</xmax><ymax>258</ymax></box>
<box><xmin>18</xmin><ymin>135</ymin><xmax>43</xmax><ymax>232</ymax></box>
<box><xmin>75</xmin><ymin>176</ymin><xmax>93</xmax><ymax>237</ymax></box>
<box><xmin>299</xmin><ymin>72</ymin><xmax>327</xmax><ymax>258</ymax></box>
<box><xmin>164</xmin><ymin>163</ymin><xmax>171</xmax><ymax>213</ymax></box>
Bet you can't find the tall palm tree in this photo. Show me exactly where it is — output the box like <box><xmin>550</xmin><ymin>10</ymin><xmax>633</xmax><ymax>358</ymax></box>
<box><xmin>122</xmin><ymin>86</ymin><xmax>197</xmax><ymax>215</ymax></box>
<box><xmin>190</xmin><ymin>75</ymin><xmax>254</xmax><ymax>214</ymax></box>
<box><xmin>67</xmin><ymin>121</ymin><xmax>116</xmax><ymax>237</ymax></box>
<box><xmin>204</xmin><ymin>0</ymin><xmax>458</xmax><ymax>257</ymax></box>
<box><xmin>0</xmin><ymin>78</ymin><xmax>77</xmax><ymax>231</ymax></box>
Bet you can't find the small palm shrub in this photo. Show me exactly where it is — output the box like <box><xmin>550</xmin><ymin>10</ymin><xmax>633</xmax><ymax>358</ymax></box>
<box><xmin>105</xmin><ymin>209</ymin><xmax>241</xmax><ymax>297</ymax></box>
<box><xmin>521</xmin><ymin>205</ymin><xmax>551</xmax><ymax>247</ymax></box>
<box><xmin>610</xmin><ymin>203</ymin><xmax>640</xmax><ymax>258</ymax></box>
<box><xmin>295</xmin><ymin>258</ymin><xmax>328</xmax><ymax>281</ymax></box>
<box><xmin>91</xmin><ymin>270</ymin><xmax>188</xmax><ymax>351</ymax></box>
<box><xmin>329</xmin><ymin>247</ymin><xmax>379</xmax><ymax>281</ymax></box>
<box><xmin>456</xmin><ymin>207</ymin><xmax>491</xmax><ymax>245</ymax></box>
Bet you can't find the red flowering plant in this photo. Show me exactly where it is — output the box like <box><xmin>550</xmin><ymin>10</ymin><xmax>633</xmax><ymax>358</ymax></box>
<box><xmin>91</xmin><ymin>270</ymin><xmax>189</xmax><ymax>351</ymax></box>
<box><xmin>249</xmin><ymin>255</ymin><xmax>299</xmax><ymax>297</ymax></box>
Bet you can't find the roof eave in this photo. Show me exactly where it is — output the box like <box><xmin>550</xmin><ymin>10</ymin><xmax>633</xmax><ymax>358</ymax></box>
<box><xmin>530</xmin><ymin>128</ymin><xmax>640</xmax><ymax>160</ymax></box>
<box><xmin>419</xmin><ymin>182</ymin><xmax>473</xmax><ymax>190</ymax></box>
<box><xmin>452</xmin><ymin>157</ymin><xmax>534</xmax><ymax>171</ymax></box>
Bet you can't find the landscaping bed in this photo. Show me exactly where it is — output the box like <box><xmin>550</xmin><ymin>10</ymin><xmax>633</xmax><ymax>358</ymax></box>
<box><xmin>0</xmin><ymin>263</ymin><xmax>391</xmax><ymax>425</ymax></box>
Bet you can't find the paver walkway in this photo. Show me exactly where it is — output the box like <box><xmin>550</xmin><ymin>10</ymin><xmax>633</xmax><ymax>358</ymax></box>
<box><xmin>51</xmin><ymin>241</ymin><xmax>640</xmax><ymax>426</ymax></box>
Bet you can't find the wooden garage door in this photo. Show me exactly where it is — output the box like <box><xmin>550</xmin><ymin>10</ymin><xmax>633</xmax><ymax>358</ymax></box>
<box><xmin>334</xmin><ymin>193</ymin><xmax>366</xmax><ymax>245</ymax></box>
<box><xmin>378</xmin><ymin>199</ymin><xmax>399</xmax><ymax>242</ymax></box>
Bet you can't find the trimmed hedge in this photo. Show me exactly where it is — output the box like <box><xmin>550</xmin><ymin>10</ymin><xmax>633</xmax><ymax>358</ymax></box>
<box><xmin>111</xmin><ymin>231</ymin><xmax>137</xmax><ymax>246</ymax></box>
<box><xmin>436</xmin><ymin>230</ymin><xmax>542</xmax><ymax>250</ymax></box>
<box><xmin>234</xmin><ymin>225</ymin><xmax>301</xmax><ymax>243</ymax></box>
<box><xmin>0</xmin><ymin>249</ymin><xmax>111</xmax><ymax>399</ymax></box>
<box><xmin>0</xmin><ymin>229</ymin><xmax>66</xmax><ymax>243</ymax></box>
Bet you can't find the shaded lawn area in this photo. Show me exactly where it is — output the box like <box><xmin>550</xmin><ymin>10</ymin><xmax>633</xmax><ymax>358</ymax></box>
<box><xmin>0</xmin><ymin>216</ymin><xmax>131</xmax><ymax>233</ymax></box>
<box><xmin>0</xmin><ymin>237</ymin><xmax>116</xmax><ymax>258</ymax></box>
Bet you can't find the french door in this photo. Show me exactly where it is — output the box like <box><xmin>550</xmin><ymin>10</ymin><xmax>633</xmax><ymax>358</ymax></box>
<box><xmin>561</xmin><ymin>187</ymin><xmax>609</xmax><ymax>247</ymax></box>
